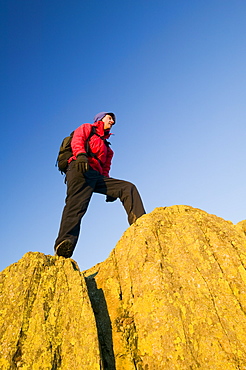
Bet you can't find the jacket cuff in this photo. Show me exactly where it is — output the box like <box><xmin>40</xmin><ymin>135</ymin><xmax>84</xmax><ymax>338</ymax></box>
<box><xmin>77</xmin><ymin>152</ymin><xmax>87</xmax><ymax>158</ymax></box>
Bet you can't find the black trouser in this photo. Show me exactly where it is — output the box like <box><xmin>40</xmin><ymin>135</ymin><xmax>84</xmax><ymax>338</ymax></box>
<box><xmin>55</xmin><ymin>161</ymin><xmax>146</xmax><ymax>251</ymax></box>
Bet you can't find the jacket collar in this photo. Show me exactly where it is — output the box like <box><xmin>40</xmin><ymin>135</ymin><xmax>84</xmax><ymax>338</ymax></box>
<box><xmin>92</xmin><ymin>120</ymin><xmax>112</xmax><ymax>138</ymax></box>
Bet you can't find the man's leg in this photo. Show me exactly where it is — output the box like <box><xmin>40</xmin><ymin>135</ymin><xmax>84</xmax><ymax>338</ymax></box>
<box><xmin>54</xmin><ymin>162</ymin><xmax>95</xmax><ymax>256</ymax></box>
<box><xmin>94</xmin><ymin>176</ymin><xmax>146</xmax><ymax>224</ymax></box>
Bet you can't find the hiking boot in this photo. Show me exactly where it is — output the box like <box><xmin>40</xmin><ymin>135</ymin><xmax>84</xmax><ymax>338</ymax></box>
<box><xmin>55</xmin><ymin>240</ymin><xmax>74</xmax><ymax>258</ymax></box>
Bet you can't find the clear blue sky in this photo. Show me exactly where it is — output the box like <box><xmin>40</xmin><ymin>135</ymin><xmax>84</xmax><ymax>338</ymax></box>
<box><xmin>1</xmin><ymin>0</ymin><xmax>246</xmax><ymax>272</ymax></box>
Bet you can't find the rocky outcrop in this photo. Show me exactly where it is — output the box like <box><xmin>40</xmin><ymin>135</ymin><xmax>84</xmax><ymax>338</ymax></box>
<box><xmin>1</xmin><ymin>205</ymin><xmax>246</xmax><ymax>369</ymax></box>
<box><xmin>0</xmin><ymin>254</ymin><xmax>101</xmax><ymax>369</ymax></box>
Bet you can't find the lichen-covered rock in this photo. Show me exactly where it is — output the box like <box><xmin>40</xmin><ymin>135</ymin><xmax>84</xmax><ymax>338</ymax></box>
<box><xmin>2</xmin><ymin>206</ymin><xmax>246</xmax><ymax>370</ymax></box>
<box><xmin>0</xmin><ymin>253</ymin><xmax>101</xmax><ymax>370</ymax></box>
<box><xmin>85</xmin><ymin>205</ymin><xmax>246</xmax><ymax>369</ymax></box>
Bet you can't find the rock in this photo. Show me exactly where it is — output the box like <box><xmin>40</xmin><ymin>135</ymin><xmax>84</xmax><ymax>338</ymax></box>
<box><xmin>85</xmin><ymin>205</ymin><xmax>246</xmax><ymax>369</ymax></box>
<box><xmin>0</xmin><ymin>253</ymin><xmax>101</xmax><ymax>369</ymax></box>
<box><xmin>236</xmin><ymin>219</ymin><xmax>246</xmax><ymax>236</ymax></box>
<box><xmin>1</xmin><ymin>205</ymin><xmax>246</xmax><ymax>369</ymax></box>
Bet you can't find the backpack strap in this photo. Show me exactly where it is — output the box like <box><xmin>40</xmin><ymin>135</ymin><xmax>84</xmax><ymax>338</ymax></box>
<box><xmin>85</xmin><ymin>126</ymin><xmax>96</xmax><ymax>155</ymax></box>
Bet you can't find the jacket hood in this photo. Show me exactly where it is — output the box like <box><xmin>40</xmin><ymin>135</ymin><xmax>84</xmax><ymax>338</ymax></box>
<box><xmin>92</xmin><ymin>120</ymin><xmax>112</xmax><ymax>139</ymax></box>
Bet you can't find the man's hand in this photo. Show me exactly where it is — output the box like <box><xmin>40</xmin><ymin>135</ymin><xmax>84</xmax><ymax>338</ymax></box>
<box><xmin>76</xmin><ymin>153</ymin><xmax>89</xmax><ymax>174</ymax></box>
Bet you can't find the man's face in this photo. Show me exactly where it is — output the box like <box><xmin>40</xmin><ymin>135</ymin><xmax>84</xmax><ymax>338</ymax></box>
<box><xmin>102</xmin><ymin>114</ymin><xmax>115</xmax><ymax>130</ymax></box>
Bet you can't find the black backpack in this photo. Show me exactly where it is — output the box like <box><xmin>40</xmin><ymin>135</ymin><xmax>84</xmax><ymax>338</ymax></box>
<box><xmin>56</xmin><ymin>126</ymin><xmax>110</xmax><ymax>174</ymax></box>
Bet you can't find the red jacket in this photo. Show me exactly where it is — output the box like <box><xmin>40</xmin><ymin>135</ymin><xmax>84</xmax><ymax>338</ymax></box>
<box><xmin>69</xmin><ymin>120</ymin><xmax>114</xmax><ymax>177</ymax></box>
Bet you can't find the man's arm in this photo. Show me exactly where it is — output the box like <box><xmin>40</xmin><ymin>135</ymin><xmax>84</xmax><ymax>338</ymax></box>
<box><xmin>71</xmin><ymin>123</ymin><xmax>92</xmax><ymax>157</ymax></box>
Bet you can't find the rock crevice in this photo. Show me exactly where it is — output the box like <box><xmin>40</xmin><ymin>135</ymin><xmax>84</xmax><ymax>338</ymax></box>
<box><xmin>85</xmin><ymin>272</ymin><xmax>116</xmax><ymax>370</ymax></box>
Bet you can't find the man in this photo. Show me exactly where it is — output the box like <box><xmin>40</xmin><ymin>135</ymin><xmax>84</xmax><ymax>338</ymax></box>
<box><xmin>54</xmin><ymin>112</ymin><xmax>146</xmax><ymax>258</ymax></box>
